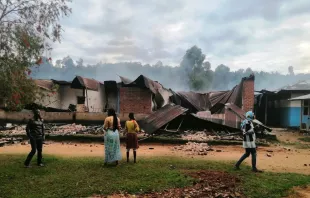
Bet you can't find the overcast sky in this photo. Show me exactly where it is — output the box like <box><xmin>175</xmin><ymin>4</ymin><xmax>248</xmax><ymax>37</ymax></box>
<box><xmin>52</xmin><ymin>0</ymin><xmax>310</xmax><ymax>74</ymax></box>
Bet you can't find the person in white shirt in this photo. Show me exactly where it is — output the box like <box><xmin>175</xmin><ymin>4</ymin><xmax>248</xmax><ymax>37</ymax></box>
<box><xmin>235</xmin><ymin>111</ymin><xmax>262</xmax><ymax>173</ymax></box>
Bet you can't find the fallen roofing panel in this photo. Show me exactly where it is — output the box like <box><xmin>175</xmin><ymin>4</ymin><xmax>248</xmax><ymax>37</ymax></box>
<box><xmin>224</xmin><ymin>103</ymin><xmax>272</xmax><ymax>132</ymax></box>
<box><xmin>139</xmin><ymin>104</ymin><xmax>188</xmax><ymax>134</ymax></box>
<box><xmin>71</xmin><ymin>76</ymin><xmax>100</xmax><ymax>91</ymax></box>
<box><xmin>225</xmin><ymin>103</ymin><xmax>246</xmax><ymax>120</ymax></box>
<box><xmin>188</xmin><ymin>113</ymin><xmax>239</xmax><ymax>132</ymax></box>
<box><xmin>170</xmin><ymin>75</ymin><xmax>252</xmax><ymax>114</ymax></box>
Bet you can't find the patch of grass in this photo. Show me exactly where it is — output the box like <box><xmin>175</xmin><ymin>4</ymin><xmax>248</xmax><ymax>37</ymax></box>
<box><xmin>1</xmin><ymin>155</ymin><xmax>310</xmax><ymax>198</ymax></box>
<box><xmin>299</xmin><ymin>137</ymin><xmax>310</xmax><ymax>143</ymax></box>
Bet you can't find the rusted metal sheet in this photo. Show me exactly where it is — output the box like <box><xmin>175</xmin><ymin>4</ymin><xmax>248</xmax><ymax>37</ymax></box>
<box><xmin>225</xmin><ymin>103</ymin><xmax>246</xmax><ymax>120</ymax></box>
<box><xmin>34</xmin><ymin>79</ymin><xmax>71</xmax><ymax>91</ymax></box>
<box><xmin>225</xmin><ymin>103</ymin><xmax>272</xmax><ymax>132</ymax></box>
<box><xmin>171</xmin><ymin>75</ymin><xmax>254</xmax><ymax>114</ymax></box>
<box><xmin>139</xmin><ymin>104</ymin><xmax>188</xmax><ymax>134</ymax></box>
<box><xmin>34</xmin><ymin>80</ymin><xmax>54</xmax><ymax>91</ymax></box>
<box><xmin>71</xmin><ymin>76</ymin><xmax>100</xmax><ymax>91</ymax></box>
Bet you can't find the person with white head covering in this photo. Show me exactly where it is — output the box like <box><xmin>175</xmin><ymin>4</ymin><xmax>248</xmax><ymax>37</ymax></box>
<box><xmin>235</xmin><ymin>111</ymin><xmax>262</xmax><ymax>173</ymax></box>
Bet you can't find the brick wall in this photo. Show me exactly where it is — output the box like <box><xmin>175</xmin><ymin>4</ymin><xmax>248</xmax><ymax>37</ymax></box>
<box><xmin>242</xmin><ymin>78</ymin><xmax>254</xmax><ymax>112</ymax></box>
<box><xmin>120</xmin><ymin>87</ymin><xmax>152</xmax><ymax>114</ymax></box>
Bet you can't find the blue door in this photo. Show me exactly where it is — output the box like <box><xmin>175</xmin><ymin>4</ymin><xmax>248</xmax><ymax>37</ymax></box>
<box><xmin>301</xmin><ymin>100</ymin><xmax>310</xmax><ymax>130</ymax></box>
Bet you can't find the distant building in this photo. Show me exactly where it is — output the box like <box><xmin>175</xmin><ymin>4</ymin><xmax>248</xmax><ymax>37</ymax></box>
<box><xmin>255</xmin><ymin>80</ymin><xmax>310</xmax><ymax>129</ymax></box>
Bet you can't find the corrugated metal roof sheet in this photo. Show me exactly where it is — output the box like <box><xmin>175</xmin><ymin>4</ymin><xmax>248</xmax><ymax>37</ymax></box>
<box><xmin>171</xmin><ymin>75</ymin><xmax>247</xmax><ymax>114</ymax></box>
<box><xmin>34</xmin><ymin>80</ymin><xmax>54</xmax><ymax>91</ymax></box>
<box><xmin>52</xmin><ymin>79</ymin><xmax>71</xmax><ymax>85</ymax></box>
<box><xmin>279</xmin><ymin>80</ymin><xmax>310</xmax><ymax>91</ymax></box>
<box><xmin>225</xmin><ymin>103</ymin><xmax>246</xmax><ymax>120</ymax></box>
<box><xmin>71</xmin><ymin>76</ymin><xmax>100</xmax><ymax>91</ymax></box>
<box><xmin>140</xmin><ymin>104</ymin><xmax>188</xmax><ymax>134</ymax></box>
<box><xmin>289</xmin><ymin>94</ymin><xmax>310</xmax><ymax>101</ymax></box>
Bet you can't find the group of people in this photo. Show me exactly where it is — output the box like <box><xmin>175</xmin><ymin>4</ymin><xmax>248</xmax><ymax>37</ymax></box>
<box><xmin>102</xmin><ymin>108</ymin><xmax>140</xmax><ymax>165</ymax></box>
<box><xmin>24</xmin><ymin>108</ymin><xmax>140</xmax><ymax>167</ymax></box>
<box><xmin>24</xmin><ymin>108</ymin><xmax>262</xmax><ymax>173</ymax></box>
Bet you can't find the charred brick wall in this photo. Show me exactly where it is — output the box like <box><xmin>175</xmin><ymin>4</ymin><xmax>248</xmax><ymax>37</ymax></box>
<box><xmin>120</xmin><ymin>87</ymin><xmax>152</xmax><ymax>114</ymax></box>
<box><xmin>242</xmin><ymin>77</ymin><xmax>255</xmax><ymax>112</ymax></box>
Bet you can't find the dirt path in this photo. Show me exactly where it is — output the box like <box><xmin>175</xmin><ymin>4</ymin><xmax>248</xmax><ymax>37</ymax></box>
<box><xmin>1</xmin><ymin>141</ymin><xmax>310</xmax><ymax>175</ymax></box>
<box><xmin>287</xmin><ymin>186</ymin><xmax>310</xmax><ymax>198</ymax></box>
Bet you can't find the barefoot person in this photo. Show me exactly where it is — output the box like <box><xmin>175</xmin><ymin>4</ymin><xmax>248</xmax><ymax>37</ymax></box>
<box><xmin>235</xmin><ymin>111</ymin><xmax>262</xmax><ymax>173</ymax></box>
<box><xmin>124</xmin><ymin>113</ymin><xmax>140</xmax><ymax>163</ymax></box>
<box><xmin>103</xmin><ymin>108</ymin><xmax>122</xmax><ymax>165</ymax></box>
<box><xmin>24</xmin><ymin>109</ymin><xmax>45</xmax><ymax>168</ymax></box>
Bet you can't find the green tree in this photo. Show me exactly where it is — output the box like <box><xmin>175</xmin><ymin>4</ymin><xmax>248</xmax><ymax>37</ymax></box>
<box><xmin>0</xmin><ymin>0</ymin><xmax>71</xmax><ymax>111</ymax></box>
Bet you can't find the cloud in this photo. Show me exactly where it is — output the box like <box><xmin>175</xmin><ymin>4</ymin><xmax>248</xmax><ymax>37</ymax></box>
<box><xmin>51</xmin><ymin>0</ymin><xmax>310</xmax><ymax>73</ymax></box>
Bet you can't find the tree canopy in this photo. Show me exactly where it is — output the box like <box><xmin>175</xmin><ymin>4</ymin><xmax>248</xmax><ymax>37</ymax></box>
<box><xmin>0</xmin><ymin>0</ymin><xmax>71</xmax><ymax>110</ymax></box>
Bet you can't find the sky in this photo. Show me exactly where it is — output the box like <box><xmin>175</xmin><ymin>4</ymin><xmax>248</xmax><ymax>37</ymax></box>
<box><xmin>51</xmin><ymin>0</ymin><xmax>310</xmax><ymax>74</ymax></box>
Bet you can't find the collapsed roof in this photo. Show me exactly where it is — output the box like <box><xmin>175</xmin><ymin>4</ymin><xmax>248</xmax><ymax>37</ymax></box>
<box><xmin>258</xmin><ymin>80</ymin><xmax>310</xmax><ymax>94</ymax></box>
<box><xmin>34</xmin><ymin>79</ymin><xmax>71</xmax><ymax>91</ymax></box>
<box><xmin>71</xmin><ymin>76</ymin><xmax>101</xmax><ymax>91</ymax></box>
<box><xmin>171</xmin><ymin>75</ymin><xmax>254</xmax><ymax>113</ymax></box>
<box><xmin>139</xmin><ymin>103</ymin><xmax>242</xmax><ymax>135</ymax></box>
<box><xmin>119</xmin><ymin>75</ymin><xmax>173</xmax><ymax>109</ymax></box>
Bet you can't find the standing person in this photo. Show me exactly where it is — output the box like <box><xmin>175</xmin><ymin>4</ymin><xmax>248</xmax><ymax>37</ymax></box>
<box><xmin>24</xmin><ymin>109</ymin><xmax>45</xmax><ymax>168</ymax></box>
<box><xmin>235</xmin><ymin>111</ymin><xmax>262</xmax><ymax>173</ymax></box>
<box><xmin>103</xmin><ymin>108</ymin><xmax>122</xmax><ymax>166</ymax></box>
<box><xmin>124</xmin><ymin>113</ymin><xmax>140</xmax><ymax>163</ymax></box>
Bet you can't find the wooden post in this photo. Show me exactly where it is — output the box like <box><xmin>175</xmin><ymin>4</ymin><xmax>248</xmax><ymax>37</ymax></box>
<box><xmin>86</xmin><ymin>88</ymin><xmax>89</xmax><ymax>112</ymax></box>
<box><xmin>264</xmin><ymin>95</ymin><xmax>268</xmax><ymax>125</ymax></box>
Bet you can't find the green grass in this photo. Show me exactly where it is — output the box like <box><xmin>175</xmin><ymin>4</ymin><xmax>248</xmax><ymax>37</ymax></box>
<box><xmin>299</xmin><ymin>137</ymin><xmax>310</xmax><ymax>142</ymax></box>
<box><xmin>1</xmin><ymin>155</ymin><xmax>310</xmax><ymax>198</ymax></box>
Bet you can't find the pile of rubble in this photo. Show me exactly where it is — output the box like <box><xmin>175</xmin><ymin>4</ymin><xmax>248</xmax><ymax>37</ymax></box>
<box><xmin>47</xmin><ymin>124</ymin><xmax>88</xmax><ymax>135</ymax></box>
<box><xmin>0</xmin><ymin>124</ymin><xmax>105</xmax><ymax>136</ymax></box>
<box><xmin>181</xmin><ymin>130</ymin><xmax>244</xmax><ymax>142</ymax></box>
<box><xmin>172</xmin><ymin>142</ymin><xmax>213</xmax><ymax>155</ymax></box>
<box><xmin>181</xmin><ymin>131</ymin><xmax>216</xmax><ymax>141</ymax></box>
<box><xmin>0</xmin><ymin>137</ymin><xmax>23</xmax><ymax>147</ymax></box>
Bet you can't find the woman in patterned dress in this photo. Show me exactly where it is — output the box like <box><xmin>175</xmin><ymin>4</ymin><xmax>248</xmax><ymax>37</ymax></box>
<box><xmin>103</xmin><ymin>108</ymin><xmax>122</xmax><ymax>165</ymax></box>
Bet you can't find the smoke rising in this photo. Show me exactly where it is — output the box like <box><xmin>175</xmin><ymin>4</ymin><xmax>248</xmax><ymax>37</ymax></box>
<box><xmin>31</xmin><ymin>56</ymin><xmax>310</xmax><ymax>92</ymax></box>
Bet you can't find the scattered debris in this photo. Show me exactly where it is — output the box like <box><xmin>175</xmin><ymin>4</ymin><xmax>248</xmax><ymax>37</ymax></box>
<box><xmin>172</xmin><ymin>142</ymin><xmax>212</xmax><ymax>156</ymax></box>
<box><xmin>304</xmin><ymin>164</ymin><xmax>308</xmax><ymax>167</ymax></box>
<box><xmin>0</xmin><ymin>137</ymin><xmax>23</xmax><ymax>147</ymax></box>
<box><xmin>266</xmin><ymin>153</ymin><xmax>272</xmax><ymax>157</ymax></box>
<box><xmin>266</xmin><ymin>150</ymin><xmax>273</xmax><ymax>153</ymax></box>
<box><xmin>0</xmin><ymin>123</ymin><xmax>105</xmax><ymax>136</ymax></box>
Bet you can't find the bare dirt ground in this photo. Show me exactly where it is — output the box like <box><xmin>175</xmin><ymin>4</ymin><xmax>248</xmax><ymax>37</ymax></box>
<box><xmin>286</xmin><ymin>186</ymin><xmax>310</xmax><ymax>198</ymax></box>
<box><xmin>1</xmin><ymin>129</ymin><xmax>310</xmax><ymax>175</ymax></box>
<box><xmin>1</xmin><ymin>128</ymin><xmax>310</xmax><ymax>197</ymax></box>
